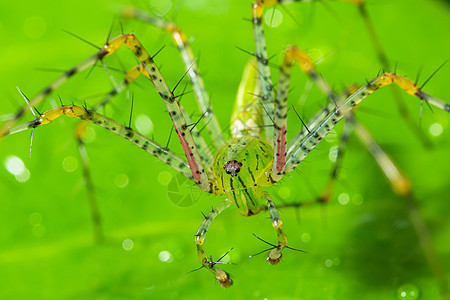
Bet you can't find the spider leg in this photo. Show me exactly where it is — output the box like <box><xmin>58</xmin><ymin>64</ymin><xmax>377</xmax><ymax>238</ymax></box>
<box><xmin>262</xmin><ymin>191</ymin><xmax>288</xmax><ymax>264</ymax></box>
<box><xmin>195</xmin><ymin>198</ymin><xmax>233</xmax><ymax>288</ymax></box>
<box><xmin>71</xmin><ymin>64</ymin><xmax>148</xmax><ymax>243</ymax></box>
<box><xmin>1</xmin><ymin>34</ymin><xmax>213</xmax><ymax>192</ymax></box>
<box><xmin>277</xmin><ymin>44</ymin><xmax>438</xmax><ymax>200</ymax></box>
<box><xmin>84</xmin><ymin>64</ymin><xmax>215</xmax><ymax>170</ymax></box>
<box><xmin>319</xmin><ymin>111</ymin><xmax>355</xmax><ymax>203</ymax></box>
<box><xmin>71</xmin><ymin>63</ymin><xmax>213</xmax><ymax>241</ymax></box>
<box><xmin>273</xmin><ymin>45</ymin><xmax>405</xmax><ymax>201</ymax></box>
<box><xmin>251</xmin><ymin>1</ymin><xmax>276</xmax><ymax>140</ymax></box>
<box><xmin>353</xmin><ymin>121</ymin><xmax>449</xmax><ymax>296</ymax></box>
<box><xmin>0</xmin><ymin>50</ymin><xmax>104</xmax><ymax>138</ymax></box>
<box><xmin>75</xmin><ymin>129</ymin><xmax>103</xmax><ymax>243</ymax></box>
<box><xmin>250</xmin><ymin>0</ymin><xmax>349</xmax><ymax>140</ymax></box>
<box><xmin>121</xmin><ymin>8</ymin><xmax>225</xmax><ymax>150</ymax></box>
<box><xmin>285</xmin><ymin>72</ymin><xmax>449</xmax><ymax>173</ymax></box>
<box><xmin>271</xmin><ymin>49</ymin><xmax>291</xmax><ymax>181</ymax></box>
<box><xmin>271</xmin><ymin>46</ymin><xmax>335</xmax><ymax>181</ymax></box>
<box><xmin>357</xmin><ymin>2</ymin><xmax>432</xmax><ymax>148</ymax></box>
<box><xmin>6</xmin><ymin>105</ymin><xmax>195</xmax><ymax>181</ymax></box>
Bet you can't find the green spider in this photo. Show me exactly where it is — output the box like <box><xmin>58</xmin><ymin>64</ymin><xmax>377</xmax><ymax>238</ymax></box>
<box><xmin>1</xmin><ymin>0</ymin><xmax>449</xmax><ymax>290</ymax></box>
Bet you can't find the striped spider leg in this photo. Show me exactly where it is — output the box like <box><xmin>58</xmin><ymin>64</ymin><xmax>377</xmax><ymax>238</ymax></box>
<box><xmin>1</xmin><ymin>34</ymin><xmax>213</xmax><ymax>191</ymax></box>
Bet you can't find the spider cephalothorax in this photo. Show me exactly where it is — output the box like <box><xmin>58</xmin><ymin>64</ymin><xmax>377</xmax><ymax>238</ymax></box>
<box><xmin>213</xmin><ymin>136</ymin><xmax>273</xmax><ymax>216</ymax></box>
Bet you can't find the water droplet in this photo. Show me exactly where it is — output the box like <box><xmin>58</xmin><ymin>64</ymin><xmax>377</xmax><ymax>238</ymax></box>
<box><xmin>135</xmin><ymin>114</ymin><xmax>154</xmax><ymax>136</ymax></box>
<box><xmin>150</xmin><ymin>0</ymin><xmax>173</xmax><ymax>16</ymax></box>
<box><xmin>277</xmin><ymin>186</ymin><xmax>291</xmax><ymax>199</ymax></box>
<box><xmin>185</xmin><ymin>0</ymin><xmax>230</xmax><ymax>14</ymax></box>
<box><xmin>29</xmin><ymin>212</ymin><xmax>42</xmax><ymax>226</ymax></box>
<box><xmin>325</xmin><ymin>130</ymin><xmax>337</xmax><ymax>143</ymax></box>
<box><xmin>308</xmin><ymin>48</ymin><xmax>325</xmax><ymax>65</ymax></box>
<box><xmin>5</xmin><ymin>155</ymin><xmax>25</xmax><ymax>175</ymax></box>
<box><xmin>32</xmin><ymin>224</ymin><xmax>45</xmax><ymax>237</ymax></box>
<box><xmin>264</xmin><ymin>8</ymin><xmax>283</xmax><ymax>28</ymax></box>
<box><xmin>15</xmin><ymin>168</ymin><xmax>30</xmax><ymax>182</ymax></box>
<box><xmin>397</xmin><ymin>283</ymin><xmax>419</xmax><ymax>299</ymax></box>
<box><xmin>23</xmin><ymin>16</ymin><xmax>46</xmax><ymax>39</ymax></box>
<box><xmin>62</xmin><ymin>156</ymin><xmax>78</xmax><ymax>172</ymax></box>
<box><xmin>5</xmin><ymin>156</ymin><xmax>30</xmax><ymax>182</ymax></box>
<box><xmin>115</xmin><ymin>173</ymin><xmax>129</xmax><ymax>188</ymax></box>
<box><xmin>325</xmin><ymin>259</ymin><xmax>333</xmax><ymax>268</ymax></box>
<box><xmin>338</xmin><ymin>193</ymin><xmax>349</xmax><ymax>205</ymax></box>
<box><xmin>158</xmin><ymin>250</ymin><xmax>173</xmax><ymax>263</ymax></box>
<box><xmin>81</xmin><ymin>126</ymin><xmax>96</xmax><ymax>143</ymax></box>
<box><xmin>328</xmin><ymin>145</ymin><xmax>339</xmax><ymax>162</ymax></box>
<box><xmin>429</xmin><ymin>123</ymin><xmax>443</xmax><ymax>136</ymax></box>
<box><xmin>220</xmin><ymin>251</ymin><xmax>231</xmax><ymax>263</ymax></box>
<box><xmin>332</xmin><ymin>257</ymin><xmax>341</xmax><ymax>266</ymax></box>
<box><xmin>122</xmin><ymin>238</ymin><xmax>134</xmax><ymax>251</ymax></box>
<box><xmin>352</xmin><ymin>194</ymin><xmax>364</xmax><ymax>205</ymax></box>
<box><xmin>301</xmin><ymin>233</ymin><xmax>311</xmax><ymax>243</ymax></box>
<box><xmin>158</xmin><ymin>171</ymin><xmax>172</xmax><ymax>185</ymax></box>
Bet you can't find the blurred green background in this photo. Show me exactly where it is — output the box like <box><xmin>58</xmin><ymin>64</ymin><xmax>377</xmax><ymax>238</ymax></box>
<box><xmin>0</xmin><ymin>0</ymin><xmax>449</xmax><ymax>299</ymax></box>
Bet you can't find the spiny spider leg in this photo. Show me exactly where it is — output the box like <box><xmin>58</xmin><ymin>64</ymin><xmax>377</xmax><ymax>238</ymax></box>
<box><xmin>286</xmin><ymin>86</ymin><xmax>356</xmax><ymax>152</ymax></box>
<box><xmin>319</xmin><ymin>109</ymin><xmax>355</xmax><ymax>203</ymax></box>
<box><xmin>261</xmin><ymin>191</ymin><xmax>288</xmax><ymax>264</ymax></box>
<box><xmin>188</xmin><ymin>248</ymin><xmax>235</xmax><ymax>274</ymax></box>
<box><xmin>271</xmin><ymin>46</ymin><xmax>335</xmax><ymax>181</ymax></box>
<box><xmin>250</xmin><ymin>0</ymin><xmax>351</xmax><ymax>140</ymax></box>
<box><xmin>72</xmin><ymin>63</ymin><xmax>213</xmax><ymax>241</ymax></box>
<box><xmin>271</xmin><ymin>49</ymin><xmax>291</xmax><ymax>181</ymax></box>
<box><xmin>71</xmin><ymin>65</ymin><xmax>148</xmax><ymax>242</ymax></box>
<box><xmin>251</xmin><ymin>0</ymin><xmax>276</xmax><ymax>140</ymax></box>
<box><xmin>352</xmin><ymin>120</ymin><xmax>449</xmax><ymax>295</ymax></box>
<box><xmin>121</xmin><ymin>7</ymin><xmax>225</xmax><ymax>150</ymax></box>
<box><xmin>285</xmin><ymin>73</ymin><xmax>450</xmax><ymax>173</ymax></box>
<box><xmin>194</xmin><ymin>198</ymin><xmax>233</xmax><ymax>288</ymax></box>
<box><xmin>251</xmin><ymin>233</ymin><xmax>307</xmax><ymax>254</ymax></box>
<box><xmin>5</xmin><ymin>105</ymin><xmax>195</xmax><ymax>180</ymax></box>
<box><xmin>356</xmin><ymin>1</ymin><xmax>432</xmax><ymax>148</ymax></box>
<box><xmin>268</xmin><ymin>46</ymin><xmax>360</xmax><ymax>202</ymax></box>
<box><xmin>2</xmin><ymin>34</ymin><xmax>213</xmax><ymax>191</ymax></box>
<box><xmin>79</xmin><ymin>63</ymin><xmax>214</xmax><ymax>169</ymax></box>
<box><xmin>0</xmin><ymin>50</ymin><xmax>108</xmax><ymax>138</ymax></box>
<box><xmin>75</xmin><ymin>131</ymin><xmax>103</xmax><ymax>243</ymax></box>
